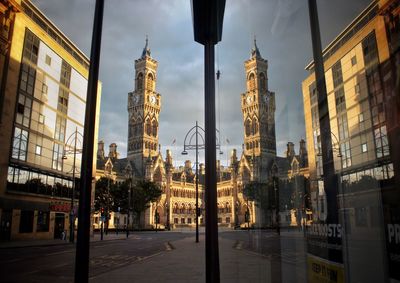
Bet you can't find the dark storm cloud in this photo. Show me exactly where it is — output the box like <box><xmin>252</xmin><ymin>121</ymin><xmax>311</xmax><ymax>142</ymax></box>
<box><xmin>32</xmin><ymin>0</ymin><xmax>372</xmax><ymax>164</ymax></box>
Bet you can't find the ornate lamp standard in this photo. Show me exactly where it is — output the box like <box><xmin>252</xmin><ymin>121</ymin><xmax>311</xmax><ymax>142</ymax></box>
<box><xmin>181</xmin><ymin>122</ymin><xmax>222</xmax><ymax>243</ymax></box>
<box><xmin>104</xmin><ymin>162</ymin><xmax>113</xmax><ymax>235</ymax></box>
<box><xmin>125</xmin><ymin>166</ymin><xmax>133</xmax><ymax>238</ymax></box>
<box><xmin>62</xmin><ymin>127</ymin><xmax>83</xmax><ymax>243</ymax></box>
<box><xmin>165</xmin><ymin>201</ymin><xmax>170</xmax><ymax>231</ymax></box>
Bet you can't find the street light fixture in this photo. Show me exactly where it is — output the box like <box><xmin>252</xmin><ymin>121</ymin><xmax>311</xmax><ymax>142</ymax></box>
<box><xmin>125</xmin><ymin>167</ymin><xmax>133</xmax><ymax>238</ymax></box>
<box><xmin>181</xmin><ymin>121</ymin><xmax>223</xmax><ymax>243</ymax></box>
<box><xmin>63</xmin><ymin>127</ymin><xmax>83</xmax><ymax>244</ymax></box>
<box><xmin>165</xmin><ymin>201</ymin><xmax>170</xmax><ymax>231</ymax></box>
<box><xmin>104</xmin><ymin>163</ymin><xmax>113</xmax><ymax>236</ymax></box>
<box><xmin>191</xmin><ymin>1</ymin><xmax>225</xmax><ymax>280</ymax></box>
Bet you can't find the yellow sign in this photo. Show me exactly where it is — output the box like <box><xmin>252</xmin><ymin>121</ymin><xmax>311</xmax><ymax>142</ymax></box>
<box><xmin>307</xmin><ymin>254</ymin><xmax>345</xmax><ymax>283</ymax></box>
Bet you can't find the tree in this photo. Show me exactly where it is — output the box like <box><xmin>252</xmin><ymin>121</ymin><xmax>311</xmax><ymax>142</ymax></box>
<box><xmin>343</xmin><ymin>175</ymin><xmax>379</xmax><ymax>193</ymax></box>
<box><xmin>243</xmin><ymin>181</ymin><xmax>273</xmax><ymax>213</ymax></box>
<box><xmin>110</xmin><ymin>180</ymin><xmax>129</xmax><ymax>214</ymax></box>
<box><xmin>131</xmin><ymin>179</ymin><xmax>162</xmax><ymax>228</ymax></box>
<box><xmin>94</xmin><ymin>177</ymin><xmax>115</xmax><ymax>215</ymax></box>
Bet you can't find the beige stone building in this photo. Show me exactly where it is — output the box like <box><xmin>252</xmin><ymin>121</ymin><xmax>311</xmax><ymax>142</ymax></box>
<box><xmin>96</xmin><ymin>39</ymin><xmax>309</xmax><ymax>230</ymax></box>
<box><xmin>0</xmin><ymin>0</ymin><xmax>101</xmax><ymax>241</ymax></box>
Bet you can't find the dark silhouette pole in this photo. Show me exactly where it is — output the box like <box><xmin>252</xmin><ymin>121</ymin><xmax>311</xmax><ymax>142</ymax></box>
<box><xmin>191</xmin><ymin>1</ymin><xmax>225</xmax><ymax>281</ymax></box>
<box><xmin>195</xmin><ymin>121</ymin><xmax>199</xmax><ymax>243</ymax></box>
<box><xmin>308</xmin><ymin>0</ymin><xmax>341</xmax><ymax>263</ymax></box>
<box><xmin>126</xmin><ymin>169</ymin><xmax>132</xmax><ymax>239</ymax></box>
<box><xmin>204</xmin><ymin>39</ymin><xmax>220</xmax><ymax>283</ymax></box>
<box><xmin>74</xmin><ymin>0</ymin><xmax>104</xmax><ymax>282</ymax></box>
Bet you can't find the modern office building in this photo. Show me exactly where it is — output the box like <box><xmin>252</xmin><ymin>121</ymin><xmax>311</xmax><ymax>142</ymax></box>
<box><xmin>0</xmin><ymin>0</ymin><xmax>101</xmax><ymax>241</ymax></box>
<box><xmin>302</xmin><ymin>0</ymin><xmax>399</xmax><ymax>281</ymax></box>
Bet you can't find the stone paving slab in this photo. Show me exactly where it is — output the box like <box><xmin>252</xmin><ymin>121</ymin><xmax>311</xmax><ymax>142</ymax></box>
<box><xmin>91</xmin><ymin>235</ymin><xmax>272</xmax><ymax>283</ymax></box>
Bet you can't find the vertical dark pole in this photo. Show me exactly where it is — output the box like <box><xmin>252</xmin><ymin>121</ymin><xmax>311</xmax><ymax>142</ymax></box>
<box><xmin>196</xmin><ymin>121</ymin><xmax>199</xmax><ymax>243</ymax></box>
<box><xmin>106</xmin><ymin>175</ymin><xmax>110</xmax><ymax>235</ymax></box>
<box><xmin>100</xmin><ymin>220</ymin><xmax>103</xmax><ymax>240</ymax></box>
<box><xmin>308</xmin><ymin>0</ymin><xmax>341</xmax><ymax>261</ymax></box>
<box><xmin>274</xmin><ymin>177</ymin><xmax>280</xmax><ymax>235</ymax></box>
<box><xmin>74</xmin><ymin>0</ymin><xmax>104</xmax><ymax>282</ymax></box>
<box><xmin>204</xmin><ymin>41</ymin><xmax>220</xmax><ymax>283</ymax></box>
<box><xmin>126</xmin><ymin>178</ymin><xmax>131</xmax><ymax>238</ymax></box>
<box><xmin>70</xmin><ymin>127</ymin><xmax>78</xmax><ymax>243</ymax></box>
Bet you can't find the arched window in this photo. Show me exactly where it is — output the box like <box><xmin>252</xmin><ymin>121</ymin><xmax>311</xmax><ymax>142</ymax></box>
<box><xmin>136</xmin><ymin>73</ymin><xmax>143</xmax><ymax>91</ymax></box>
<box><xmin>259</xmin><ymin>73</ymin><xmax>266</xmax><ymax>91</ymax></box>
<box><xmin>147</xmin><ymin>73</ymin><xmax>154</xmax><ymax>90</ymax></box>
<box><xmin>145</xmin><ymin>119</ymin><xmax>151</xmax><ymax>136</ymax></box>
<box><xmin>245</xmin><ymin>119</ymin><xmax>251</xmax><ymax>136</ymax></box>
<box><xmin>252</xmin><ymin>118</ymin><xmax>258</xmax><ymax>135</ymax></box>
<box><xmin>154</xmin><ymin>168</ymin><xmax>162</xmax><ymax>183</ymax></box>
<box><xmin>248</xmin><ymin>73</ymin><xmax>256</xmax><ymax>90</ymax></box>
<box><xmin>152</xmin><ymin>120</ymin><xmax>158</xmax><ymax>137</ymax></box>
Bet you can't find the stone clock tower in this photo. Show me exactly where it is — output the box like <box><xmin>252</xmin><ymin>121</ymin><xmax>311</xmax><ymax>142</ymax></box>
<box><xmin>241</xmin><ymin>39</ymin><xmax>276</xmax><ymax>179</ymax></box>
<box><xmin>127</xmin><ymin>38</ymin><xmax>161</xmax><ymax>176</ymax></box>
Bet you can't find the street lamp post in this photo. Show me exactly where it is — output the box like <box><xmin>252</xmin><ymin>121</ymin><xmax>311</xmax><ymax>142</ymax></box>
<box><xmin>192</xmin><ymin>1</ymin><xmax>226</xmax><ymax>281</ymax></box>
<box><xmin>125</xmin><ymin>166</ymin><xmax>134</xmax><ymax>239</ymax></box>
<box><xmin>273</xmin><ymin>177</ymin><xmax>280</xmax><ymax>235</ymax></box>
<box><xmin>235</xmin><ymin>200</ymin><xmax>239</xmax><ymax>229</ymax></box>
<box><xmin>165</xmin><ymin>201</ymin><xmax>170</xmax><ymax>231</ymax></box>
<box><xmin>63</xmin><ymin>127</ymin><xmax>83</xmax><ymax>244</ymax></box>
<box><xmin>182</xmin><ymin>122</ymin><xmax>222</xmax><ymax>243</ymax></box>
<box><xmin>155</xmin><ymin>208</ymin><xmax>159</xmax><ymax>232</ymax></box>
<box><xmin>105</xmin><ymin>171</ymin><xmax>111</xmax><ymax>235</ymax></box>
<box><xmin>127</xmin><ymin>180</ymin><xmax>131</xmax><ymax>238</ymax></box>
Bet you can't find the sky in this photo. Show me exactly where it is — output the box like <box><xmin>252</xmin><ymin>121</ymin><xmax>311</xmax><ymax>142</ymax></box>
<box><xmin>32</xmin><ymin>0</ymin><xmax>372</xmax><ymax>166</ymax></box>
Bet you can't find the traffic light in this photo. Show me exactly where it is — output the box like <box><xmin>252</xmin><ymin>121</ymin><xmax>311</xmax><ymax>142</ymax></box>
<box><xmin>101</xmin><ymin>207</ymin><xmax>104</xmax><ymax>217</ymax></box>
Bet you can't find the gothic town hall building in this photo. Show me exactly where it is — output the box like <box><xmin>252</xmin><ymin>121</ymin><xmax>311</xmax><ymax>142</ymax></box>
<box><xmin>96</xmin><ymin>39</ymin><xmax>308</xmax><ymax>229</ymax></box>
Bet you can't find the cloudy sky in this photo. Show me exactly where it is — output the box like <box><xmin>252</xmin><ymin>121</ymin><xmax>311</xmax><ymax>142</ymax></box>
<box><xmin>32</xmin><ymin>0</ymin><xmax>371</xmax><ymax>166</ymax></box>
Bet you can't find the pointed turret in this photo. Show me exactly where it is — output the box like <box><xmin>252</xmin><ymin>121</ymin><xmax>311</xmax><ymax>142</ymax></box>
<box><xmin>141</xmin><ymin>35</ymin><xmax>151</xmax><ymax>58</ymax></box>
<box><xmin>251</xmin><ymin>36</ymin><xmax>261</xmax><ymax>58</ymax></box>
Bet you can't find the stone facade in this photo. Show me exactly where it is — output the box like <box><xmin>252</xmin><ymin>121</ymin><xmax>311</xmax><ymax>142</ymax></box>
<box><xmin>96</xmin><ymin>39</ymin><xmax>309</xmax><ymax>229</ymax></box>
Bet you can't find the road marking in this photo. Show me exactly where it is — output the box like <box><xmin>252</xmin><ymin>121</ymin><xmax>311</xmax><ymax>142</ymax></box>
<box><xmin>233</xmin><ymin>240</ymin><xmax>243</xmax><ymax>250</ymax></box>
<box><xmin>136</xmin><ymin>252</ymin><xmax>162</xmax><ymax>262</ymax></box>
<box><xmin>46</xmin><ymin>250</ymin><xmax>72</xmax><ymax>256</ymax></box>
<box><xmin>165</xmin><ymin>242</ymin><xmax>174</xmax><ymax>251</ymax></box>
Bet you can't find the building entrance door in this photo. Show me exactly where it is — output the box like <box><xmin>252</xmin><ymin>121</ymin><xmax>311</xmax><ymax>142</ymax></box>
<box><xmin>54</xmin><ymin>213</ymin><xmax>65</xmax><ymax>239</ymax></box>
<box><xmin>0</xmin><ymin>210</ymin><xmax>12</xmax><ymax>241</ymax></box>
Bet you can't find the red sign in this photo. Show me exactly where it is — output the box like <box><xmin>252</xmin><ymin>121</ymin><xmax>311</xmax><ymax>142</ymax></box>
<box><xmin>50</xmin><ymin>203</ymin><xmax>71</xmax><ymax>212</ymax></box>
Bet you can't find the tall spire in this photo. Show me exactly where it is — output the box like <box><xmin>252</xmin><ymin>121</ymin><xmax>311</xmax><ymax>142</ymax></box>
<box><xmin>251</xmin><ymin>35</ymin><xmax>261</xmax><ymax>58</ymax></box>
<box><xmin>141</xmin><ymin>35</ymin><xmax>151</xmax><ymax>58</ymax></box>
